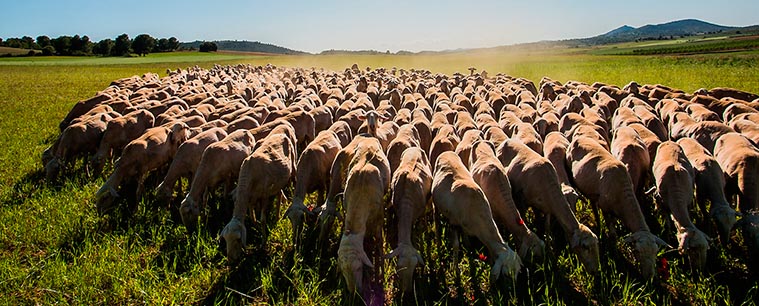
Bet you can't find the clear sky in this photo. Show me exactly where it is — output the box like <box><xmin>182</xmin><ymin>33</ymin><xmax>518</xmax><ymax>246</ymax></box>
<box><xmin>1</xmin><ymin>0</ymin><xmax>757</xmax><ymax>53</ymax></box>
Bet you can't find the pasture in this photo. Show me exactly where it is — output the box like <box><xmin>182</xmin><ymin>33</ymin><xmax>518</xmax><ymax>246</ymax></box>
<box><xmin>1</xmin><ymin>49</ymin><xmax>759</xmax><ymax>305</ymax></box>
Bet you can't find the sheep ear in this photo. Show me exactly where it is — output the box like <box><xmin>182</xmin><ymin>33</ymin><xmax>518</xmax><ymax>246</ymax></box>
<box><xmin>358</xmin><ymin>115</ymin><xmax>366</xmax><ymax>120</ymax></box>
<box><xmin>655</xmin><ymin>236</ymin><xmax>672</xmax><ymax>248</ymax></box>
<box><xmin>359</xmin><ymin>250</ymin><xmax>374</xmax><ymax>268</ymax></box>
<box><xmin>109</xmin><ymin>186</ymin><xmax>120</xmax><ymax>198</ymax></box>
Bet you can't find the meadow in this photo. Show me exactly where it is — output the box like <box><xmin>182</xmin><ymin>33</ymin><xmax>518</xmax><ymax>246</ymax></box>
<box><xmin>1</xmin><ymin>48</ymin><xmax>759</xmax><ymax>305</ymax></box>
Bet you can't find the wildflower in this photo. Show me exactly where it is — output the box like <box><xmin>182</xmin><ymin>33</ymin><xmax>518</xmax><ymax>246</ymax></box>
<box><xmin>478</xmin><ymin>253</ymin><xmax>487</xmax><ymax>261</ymax></box>
<box><xmin>518</xmin><ymin>218</ymin><xmax>525</xmax><ymax>226</ymax></box>
<box><xmin>657</xmin><ymin>257</ymin><xmax>670</xmax><ymax>281</ymax></box>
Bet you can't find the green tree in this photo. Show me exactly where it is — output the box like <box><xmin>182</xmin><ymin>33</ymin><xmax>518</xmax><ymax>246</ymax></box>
<box><xmin>93</xmin><ymin>39</ymin><xmax>114</xmax><ymax>56</ymax></box>
<box><xmin>112</xmin><ymin>33</ymin><xmax>131</xmax><ymax>56</ymax></box>
<box><xmin>36</xmin><ymin>35</ymin><xmax>51</xmax><ymax>48</ymax></box>
<box><xmin>21</xmin><ymin>36</ymin><xmax>35</xmax><ymax>49</ymax></box>
<box><xmin>156</xmin><ymin>38</ymin><xmax>169</xmax><ymax>52</ymax></box>
<box><xmin>168</xmin><ymin>37</ymin><xmax>179</xmax><ymax>51</ymax></box>
<box><xmin>41</xmin><ymin>45</ymin><xmax>55</xmax><ymax>56</ymax></box>
<box><xmin>199</xmin><ymin>41</ymin><xmax>217</xmax><ymax>52</ymax></box>
<box><xmin>51</xmin><ymin>36</ymin><xmax>72</xmax><ymax>55</ymax></box>
<box><xmin>81</xmin><ymin>35</ymin><xmax>93</xmax><ymax>54</ymax></box>
<box><xmin>132</xmin><ymin>34</ymin><xmax>156</xmax><ymax>56</ymax></box>
<box><xmin>70</xmin><ymin>35</ymin><xmax>85</xmax><ymax>54</ymax></box>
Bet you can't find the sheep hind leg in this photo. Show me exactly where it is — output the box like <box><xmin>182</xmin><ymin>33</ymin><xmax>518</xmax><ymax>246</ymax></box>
<box><xmin>450</xmin><ymin>228</ymin><xmax>463</xmax><ymax>298</ymax></box>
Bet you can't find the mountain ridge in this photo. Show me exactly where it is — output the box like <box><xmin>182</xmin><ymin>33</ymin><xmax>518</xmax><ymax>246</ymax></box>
<box><xmin>577</xmin><ymin>19</ymin><xmax>738</xmax><ymax>45</ymax></box>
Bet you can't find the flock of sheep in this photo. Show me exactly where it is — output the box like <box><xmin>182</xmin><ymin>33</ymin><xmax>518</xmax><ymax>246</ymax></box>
<box><xmin>43</xmin><ymin>63</ymin><xmax>759</xmax><ymax>299</ymax></box>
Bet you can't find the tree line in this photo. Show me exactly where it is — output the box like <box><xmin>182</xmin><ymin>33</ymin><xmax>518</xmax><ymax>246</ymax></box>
<box><xmin>0</xmin><ymin>34</ymin><xmax>180</xmax><ymax>57</ymax></box>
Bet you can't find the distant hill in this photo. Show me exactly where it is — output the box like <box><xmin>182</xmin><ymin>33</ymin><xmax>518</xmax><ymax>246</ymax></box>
<box><xmin>573</xmin><ymin>19</ymin><xmax>738</xmax><ymax>45</ymax></box>
<box><xmin>179</xmin><ymin>40</ymin><xmax>308</xmax><ymax>55</ymax></box>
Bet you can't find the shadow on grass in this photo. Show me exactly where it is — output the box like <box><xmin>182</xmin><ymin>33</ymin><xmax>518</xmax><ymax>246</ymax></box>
<box><xmin>1</xmin><ymin>168</ymin><xmax>47</xmax><ymax>207</ymax></box>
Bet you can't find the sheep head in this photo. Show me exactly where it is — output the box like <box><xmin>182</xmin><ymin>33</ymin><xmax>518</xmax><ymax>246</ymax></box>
<box><xmin>737</xmin><ymin>212</ymin><xmax>759</xmax><ymax>259</ymax></box>
<box><xmin>676</xmin><ymin>226</ymin><xmax>710</xmax><ymax>270</ymax></box>
<box><xmin>221</xmin><ymin>218</ymin><xmax>247</xmax><ymax>263</ymax></box>
<box><xmin>625</xmin><ymin>231</ymin><xmax>669</xmax><ymax>279</ymax></box>
<box><xmin>179</xmin><ymin>194</ymin><xmax>200</xmax><ymax>230</ymax></box>
<box><xmin>168</xmin><ymin>121</ymin><xmax>190</xmax><ymax>147</ymax></box>
<box><xmin>45</xmin><ymin>158</ymin><xmax>62</xmax><ymax>181</ymax></box>
<box><xmin>358</xmin><ymin>110</ymin><xmax>389</xmax><ymax>137</ymax></box>
<box><xmin>490</xmin><ymin>247</ymin><xmax>522</xmax><ymax>285</ymax></box>
<box><xmin>95</xmin><ymin>183</ymin><xmax>119</xmax><ymax>215</ymax></box>
<box><xmin>284</xmin><ymin>198</ymin><xmax>314</xmax><ymax>245</ymax></box>
<box><xmin>338</xmin><ymin>234</ymin><xmax>373</xmax><ymax>293</ymax></box>
<box><xmin>710</xmin><ymin>204</ymin><xmax>739</xmax><ymax>243</ymax></box>
<box><xmin>517</xmin><ymin>230</ymin><xmax>546</xmax><ymax>263</ymax></box>
<box><xmin>571</xmin><ymin>224</ymin><xmax>600</xmax><ymax>274</ymax></box>
<box><xmin>386</xmin><ymin>243</ymin><xmax>423</xmax><ymax>294</ymax></box>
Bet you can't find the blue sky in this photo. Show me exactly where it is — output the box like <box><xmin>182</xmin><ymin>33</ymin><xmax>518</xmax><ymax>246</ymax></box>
<box><xmin>1</xmin><ymin>0</ymin><xmax>757</xmax><ymax>53</ymax></box>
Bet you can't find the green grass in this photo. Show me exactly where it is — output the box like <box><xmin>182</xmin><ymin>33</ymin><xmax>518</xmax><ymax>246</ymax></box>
<box><xmin>590</xmin><ymin>35</ymin><xmax>759</xmax><ymax>56</ymax></box>
<box><xmin>1</xmin><ymin>49</ymin><xmax>759</xmax><ymax>305</ymax></box>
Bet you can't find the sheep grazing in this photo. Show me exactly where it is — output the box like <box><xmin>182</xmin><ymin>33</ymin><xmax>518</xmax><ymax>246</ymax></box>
<box><xmin>387</xmin><ymin>147</ymin><xmax>432</xmax><ymax>294</ymax></box>
<box><xmin>46</xmin><ymin>113</ymin><xmax>114</xmax><ymax>181</ymax></box>
<box><xmin>179</xmin><ymin>129</ymin><xmax>256</xmax><ymax>229</ymax></box>
<box><xmin>567</xmin><ymin>136</ymin><xmax>667</xmax><ymax>279</ymax></box>
<box><xmin>677</xmin><ymin>138</ymin><xmax>739</xmax><ymax>244</ymax></box>
<box><xmin>498</xmin><ymin>138</ymin><xmax>599</xmax><ymax>273</ymax></box>
<box><xmin>652</xmin><ymin>141</ymin><xmax>709</xmax><ymax>270</ymax></box>
<box><xmin>335</xmin><ymin>137</ymin><xmax>391</xmax><ymax>295</ymax></box>
<box><xmin>95</xmin><ymin>122</ymin><xmax>190</xmax><ymax>214</ymax></box>
<box><xmin>41</xmin><ymin>63</ymin><xmax>759</xmax><ymax>298</ymax></box>
<box><xmin>470</xmin><ymin>141</ymin><xmax>546</xmax><ymax>263</ymax></box>
<box><xmin>223</xmin><ymin>124</ymin><xmax>297</xmax><ymax>262</ymax></box>
<box><xmin>91</xmin><ymin>109</ymin><xmax>155</xmax><ymax>175</ymax></box>
<box><xmin>156</xmin><ymin>127</ymin><xmax>227</xmax><ymax>203</ymax></box>
<box><xmin>432</xmin><ymin>151</ymin><xmax>521</xmax><ymax>285</ymax></box>
<box><xmin>284</xmin><ymin>130</ymin><xmax>343</xmax><ymax>246</ymax></box>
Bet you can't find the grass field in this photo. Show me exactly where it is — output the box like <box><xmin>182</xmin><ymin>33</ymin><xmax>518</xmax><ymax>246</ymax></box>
<box><xmin>1</xmin><ymin>49</ymin><xmax>759</xmax><ymax>305</ymax></box>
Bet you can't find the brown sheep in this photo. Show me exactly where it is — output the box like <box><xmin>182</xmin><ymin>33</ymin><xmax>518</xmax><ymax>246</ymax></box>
<box><xmin>498</xmin><ymin>139</ymin><xmax>600</xmax><ymax>273</ymax></box>
<box><xmin>46</xmin><ymin>113</ymin><xmax>113</xmax><ymax>181</ymax></box>
<box><xmin>677</xmin><ymin>138</ymin><xmax>739</xmax><ymax>243</ymax></box>
<box><xmin>567</xmin><ymin>136</ymin><xmax>667</xmax><ymax>279</ymax></box>
<box><xmin>470</xmin><ymin>141</ymin><xmax>546</xmax><ymax>262</ymax></box>
<box><xmin>652</xmin><ymin>141</ymin><xmax>709</xmax><ymax>270</ymax></box>
<box><xmin>334</xmin><ymin>137</ymin><xmax>391</xmax><ymax>294</ymax></box>
<box><xmin>284</xmin><ymin>130</ymin><xmax>343</xmax><ymax>245</ymax></box>
<box><xmin>223</xmin><ymin>126</ymin><xmax>297</xmax><ymax>262</ymax></box>
<box><xmin>386</xmin><ymin>147</ymin><xmax>432</xmax><ymax>294</ymax></box>
<box><xmin>156</xmin><ymin>127</ymin><xmax>227</xmax><ymax>203</ymax></box>
<box><xmin>542</xmin><ymin>132</ymin><xmax>582</xmax><ymax>209</ymax></box>
<box><xmin>95</xmin><ymin>122</ymin><xmax>190</xmax><ymax>214</ymax></box>
<box><xmin>316</xmin><ymin>135</ymin><xmax>390</xmax><ymax>243</ymax></box>
<box><xmin>432</xmin><ymin>151</ymin><xmax>522</xmax><ymax>284</ymax></box>
<box><xmin>92</xmin><ymin>109</ymin><xmax>156</xmax><ymax>175</ymax></box>
<box><xmin>179</xmin><ymin>129</ymin><xmax>256</xmax><ymax>229</ymax></box>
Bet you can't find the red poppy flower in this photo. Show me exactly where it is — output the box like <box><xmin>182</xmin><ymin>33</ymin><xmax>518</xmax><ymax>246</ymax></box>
<box><xmin>518</xmin><ymin>218</ymin><xmax>525</xmax><ymax>226</ymax></box>
<box><xmin>657</xmin><ymin>257</ymin><xmax>670</xmax><ymax>281</ymax></box>
<box><xmin>307</xmin><ymin>206</ymin><xmax>313</xmax><ymax>212</ymax></box>
<box><xmin>478</xmin><ymin>253</ymin><xmax>487</xmax><ymax>261</ymax></box>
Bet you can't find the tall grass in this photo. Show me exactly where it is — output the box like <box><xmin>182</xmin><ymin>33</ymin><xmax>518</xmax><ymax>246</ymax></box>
<box><xmin>1</xmin><ymin>51</ymin><xmax>758</xmax><ymax>305</ymax></box>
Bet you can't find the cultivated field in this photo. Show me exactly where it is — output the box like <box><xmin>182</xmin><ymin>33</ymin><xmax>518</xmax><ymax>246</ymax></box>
<box><xmin>1</xmin><ymin>49</ymin><xmax>759</xmax><ymax>305</ymax></box>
